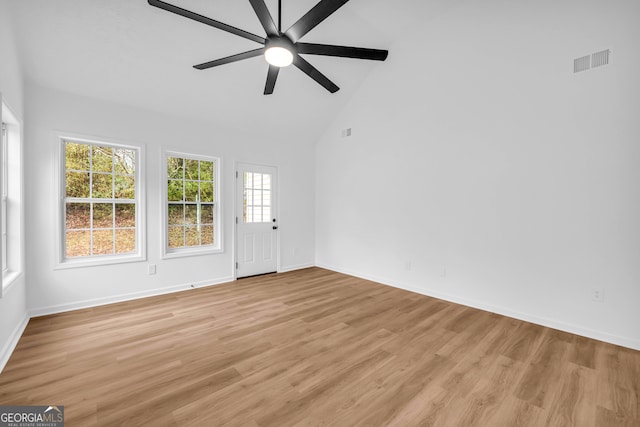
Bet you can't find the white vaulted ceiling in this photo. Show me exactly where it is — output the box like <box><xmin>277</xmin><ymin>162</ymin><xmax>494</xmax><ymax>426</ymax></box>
<box><xmin>8</xmin><ymin>0</ymin><xmax>441</xmax><ymax>140</ymax></box>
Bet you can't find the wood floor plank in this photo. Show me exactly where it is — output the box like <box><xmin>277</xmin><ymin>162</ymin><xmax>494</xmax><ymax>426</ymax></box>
<box><xmin>0</xmin><ymin>267</ymin><xmax>638</xmax><ymax>426</ymax></box>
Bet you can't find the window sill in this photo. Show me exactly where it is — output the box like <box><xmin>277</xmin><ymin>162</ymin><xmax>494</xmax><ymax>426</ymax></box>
<box><xmin>55</xmin><ymin>253</ymin><xmax>146</xmax><ymax>270</ymax></box>
<box><xmin>1</xmin><ymin>270</ymin><xmax>23</xmax><ymax>297</ymax></box>
<box><xmin>162</xmin><ymin>247</ymin><xmax>223</xmax><ymax>260</ymax></box>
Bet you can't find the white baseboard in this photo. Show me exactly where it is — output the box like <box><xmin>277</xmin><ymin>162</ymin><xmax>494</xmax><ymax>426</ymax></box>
<box><xmin>317</xmin><ymin>263</ymin><xmax>640</xmax><ymax>351</ymax></box>
<box><xmin>0</xmin><ymin>313</ymin><xmax>29</xmax><ymax>374</ymax></box>
<box><xmin>279</xmin><ymin>263</ymin><xmax>315</xmax><ymax>273</ymax></box>
<box><xmin>29</xmin><ymin>276</ymin><xmax>235</xmax><ymax>318</ymax></box>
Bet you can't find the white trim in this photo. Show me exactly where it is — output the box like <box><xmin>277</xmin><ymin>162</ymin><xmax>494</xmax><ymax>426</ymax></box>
<box><xmin>161</xmin><ymin>150</ymin><xmax>222</xmax><ymax>259</ymax></box>
<box><xmin>1</xmin><ymin>97</ymin><xmax>24</xmax><ymax>298</ymax></box>
<box><xmin>279</xmin><ymin>263</ymin><xmax>315</xmax><ymax>273</ymax></box>
<box><xmin>29</xmin><ymin>275</ymin><xmax>235</xmax><ymax>318</ymax></box>
<box><xmin>54</xmin><ymin>132</ymin><xmax>147</xmax><ymax>269</ymax></box>
<box><xmin>1</xmin><ymin>270</ymin><xmax>22</xmax><ymax>295</ymax></box>
<box><xmin>0</xmin><ymin>313</ymin><xmax>29</xmax><ymax>374</ymax></box>
<box><xmin>316</xmin><ymin>263</ymin><xmax>640</xmax><ymax>351</ymax></box>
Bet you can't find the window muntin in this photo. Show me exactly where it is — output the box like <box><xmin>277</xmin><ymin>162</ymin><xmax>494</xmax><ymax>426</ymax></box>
<box><xmin>63</xmin><ymin>139</ymin><xmax>139</xmax><ymax>260</ymax></box>
<box><xmin>243</xmin><ymin>172</ymin><xmax>272</xmax><ymax>223</ymax></box>
<box><xmin>166</xmin><ymin>154</ymin><xmax>219</xmax><ymax>253</ymax></box>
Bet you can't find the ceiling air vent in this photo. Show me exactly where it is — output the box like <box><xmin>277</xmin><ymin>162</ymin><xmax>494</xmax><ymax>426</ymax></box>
<box><xmin>574</xmin><ymin>49</ymin><xmax>611</xmax><ymax>73</ymax></box>
<box><xmin>574</xmin><ymin>55</ymin><xmax>590</xmax><ymax>73</ymax></box>
<box><xmin>592</xmin><ymin>49</ymin><xmax>610</xmax><ymax>68</ymax></box>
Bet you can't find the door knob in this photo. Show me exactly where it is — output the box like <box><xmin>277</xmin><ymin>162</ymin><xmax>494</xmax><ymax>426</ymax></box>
<box><xmin>273</xmin><ymin>226</ymin><xmax>278</xmax><ymax>230</ymax></box>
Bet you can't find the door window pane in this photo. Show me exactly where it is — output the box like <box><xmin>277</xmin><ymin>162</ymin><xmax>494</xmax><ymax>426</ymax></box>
<box><xmin>243</xmin><ymin>172</ymin><xmax>272</xmax><ymax>223</ymax></box>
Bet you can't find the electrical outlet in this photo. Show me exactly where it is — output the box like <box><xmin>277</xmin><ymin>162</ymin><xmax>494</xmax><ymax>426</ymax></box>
<box><xmin>147</xmin><ymin>264</ymin><xmax>156</xmax><ymax>275</ymax></box>
<box><xmin>591</xmin><ymin>288</ymin><xmax>604</xmax><ymax>302</ymax></box>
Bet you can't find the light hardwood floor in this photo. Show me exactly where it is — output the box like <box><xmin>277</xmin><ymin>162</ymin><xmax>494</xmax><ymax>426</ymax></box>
<box><xmin>0</xmin><ymin>267</ymin><xmax>638</xmax><ymax>426</ymax></box>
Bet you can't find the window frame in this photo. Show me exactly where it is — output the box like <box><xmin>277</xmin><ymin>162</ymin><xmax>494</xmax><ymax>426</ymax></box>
<box><xmin>56</xmin><ymin>133</ymin><xmax>146</xmax><ymax>269</ymax></box>
<box><xmin>2</xmin><ymin>121</ymin><xmax>8</xmax><ymax>273</ymax></box>
<box><xmin>1</xmin><ymin>97</ymin><xmax>24</xmax><ymax>296</ymax></box>
<box><xmin>161</xmin><ymin>150</ymin><xmax>222</xmax><ymax>259</ymax></box>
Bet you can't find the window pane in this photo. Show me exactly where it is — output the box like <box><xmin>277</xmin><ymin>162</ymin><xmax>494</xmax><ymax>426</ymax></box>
<box><xmin>200</xmin><ymin>161</ymin><xmax>213</xmax><ymax>181</ymax></box>
<box><xmin>62</xmin><ymin>139</ymin><xmax>140</xmax><ymax>262</ymax></box>
<box><xmin>65</xmin><ymin>142</ymin><xmax>90</xmax><ymax>171</ymax></box>
<box><xmin>93</xmin><ymin>229</ymin><xmax>114</xmax><ymax>255</ymax></box>
<box><xmin>185</xmin><ymin>159</ymin><xmax>199</xmax><ymax>180</ymax></box>
<box><xmin>245</xmin><ymin>206</ymin><xmax>253</xmax><ymax>223</ymax></box>
<box><xmin>92</xmin><ymin>173</ymin><xmax>113</xmax><ymax>198</ymax></box>
<box><xmin>66</xmin><ymin>171</ymin><xmax>90</xmax><ymax>198</ymax></box>
<box><xmin>185</xmin><ymin>204</ymin><xmax>198</xmax><ymax>224</ymax></box>
<box><xmin>253</xmin><ymin>207</ymin><xmax>262</xmax><ymax>223</ymax></box>
<box><xmin>66</xmin><ymin>203</ymin><xmax>90</xmax><ymax>230</ymax></box>
<box><xmin>114</xmin><ymin>175</ymin><xmax>135</xmax><ymax>199</ymax></box>
<box><xmin>93</xmin><ymin>203</ymin><xmax>113</xmax><ymax>228</ymax></box>
<box><xmin>168</xmin><ymin>180</ymin><xmax>183</xmax><ymax>201</ymax></box>
<box><xmin>185</xmin><ymin>181</ymin><xmax>198</xmax><ymax>202</ymax></box>
<box><xmin>168</xmin><ymin>205</ymin><xmax>184</xmax><ymax>225</ymax></box>
<box><xmin>165</xmin><ymin>155</ymin><xmax>218</xmax><ymax>252</ymax></box>
<box><xmin>168</xmin><ymin>226</ymin><xmax>184</xmax><ymax>248</ymax></box>
<box><xmin>253</xmin><ymin>190</ymin><xmax>262</xmax><ymax>206</ymax></box>
<box><xmin>114</xmin><ymin>149</ymin><xmax>135</xmax><ymax>175</ymax></box>
<box><xmin>254</xmin><ymin>173</ymin><xmax>262</xmax><ymax>189</ymax></box>
<box><xmin>115</xmin><ymin>229</ymin><xmax>135</xmax><ymax>254</ymax></box>
<box><xmin>185</xmin><ymin>226</ymin><xmax>199</xmax><ymax>247</ymax></box>
<box><xmin>168</xmin><ymin>157</ymin><xmax>184</xmax><ymax>180</ymax></box>
<box><xmin>200</xmin><ymin>181</ymin><xmax>213</xmax><ymax>202</ymax></box>
<box><xmin>263</xmin><ymin>207</ymin><xmax>271</xmax><ymax>222</ymax></box>
<box><xmin>263</xmin><ymin>190</ymin><xmax>271</xmax><ymax>207</ymax></box>
<box><xmin>201</xmin><ymin>204</ymin><xmax>213</xmax><ymax>224</ymax></box>
<box><xmin>201</xmin><ymin>225</ymin><xmax>214</xmax><ymax>245</ymax></box>
<box><xmin>66</xmin><ymin>230</ymin><xmax>91</xmax><ymax>257</ymax></box>
<box><xmin>263</xmin><ymin>174</ymin><xmax>271</xmax><ymax>190</ymax></box>
<box><xmin>115</xmin><ymin>204</ymin><xmax>135</xmax><ymax>227</ymax></box>
<box><xmin>93</xmin><ymin>146</ymin><xmax>113</xmax><ymax>173</ymax></box>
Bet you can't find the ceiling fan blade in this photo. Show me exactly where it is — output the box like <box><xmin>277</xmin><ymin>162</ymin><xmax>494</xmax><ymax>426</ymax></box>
<box><xmin>296</xmin><ymin>43</ymin><xmax>388</xmax><ymax>61</ymax></box>
<box><xmin>264</xmin><ymin>65</ymin><xmax>280</xmax><ymax>95</ymax></box>
<box><xmin>148</xmin><ymin>0</ymin><xmax>265</xmax><ymax>44</ymax></box>
<box><xmin>194</xmin><ymin>48</ymin><xmax>264</xmax><ymax>70</ymax></box>
<box><xmin>285</xmin><ymin>0</ymin><xmax>350</xmax><ymax>42</ymax></box>
<box><xmin>293</xmin><ymin>55</ymin><xmax>339</xmax><ymax>93</ymax></box>
<box><xmin>248</xmin><ymin>0</ymin><xmax>279</xmax><ymax>37</ymax></box>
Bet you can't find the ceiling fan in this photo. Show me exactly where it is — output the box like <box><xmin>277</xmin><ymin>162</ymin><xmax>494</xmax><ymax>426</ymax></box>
<box><xmin>148</xmin><ymin>0</ymin><xmax>389</xmax><ymax>94</ymax></box>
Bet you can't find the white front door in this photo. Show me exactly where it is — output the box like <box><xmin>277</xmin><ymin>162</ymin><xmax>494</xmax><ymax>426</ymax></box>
<box><xmin>236</xmin><ymin>163</ymin><xmax>278</xmax><ymax>278</ymax></box>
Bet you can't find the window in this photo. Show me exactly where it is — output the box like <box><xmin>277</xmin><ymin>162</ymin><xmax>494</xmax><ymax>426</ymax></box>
<box><xmin>1</xmin><ymin>99</ymin><xmax>23</xmax><ymax>295</ymax></box>
<box><xmin>243</xmin><ymin>172</ymin><xmax>272</xmax><ymax>223</ymax></box>
<box><xmin>164</xmin><ymin>152</ymin><xmax>220</xmax><ymax>256</ymax></box>
<box><xmin>60</xmin><ymin>137</ymin><xmax>144</xmax><ymax>267</ymax></box>
<box><xmin>1</xmin><ymin>122</ymin><xmax>7</xmax><ymax>273</ymax></box>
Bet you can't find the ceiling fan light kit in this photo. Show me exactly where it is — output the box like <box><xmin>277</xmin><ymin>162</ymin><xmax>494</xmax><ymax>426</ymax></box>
<box><xmin>148</xmin><ymin>0</ymin><xmax>388</xmax><ymax>95</ymax></box>
<box><xmin>264</xmin><ymin>38</ymin><xmax>295</xmax><ymax>67</ymax></box>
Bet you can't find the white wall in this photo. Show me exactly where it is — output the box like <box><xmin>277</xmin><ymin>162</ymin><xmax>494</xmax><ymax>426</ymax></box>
<box><xmin>316</xmin><ymin>0</ymin><xmax>640</xmax><ymax>349</ymax></box>
<box><xmin>25</xmin><ymin>84</ymin><xmax>315</xmax><ymax>314</ymax></box>
<box><xmin>0</xmin><ymin>0</ymin><xmax>29</xmax><ymax>371</ymax></box>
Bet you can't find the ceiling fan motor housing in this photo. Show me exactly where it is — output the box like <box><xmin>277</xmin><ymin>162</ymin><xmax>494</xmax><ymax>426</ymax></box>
<box><xmin>265</xmin><ymin>36</ymin><xmax>296</xmax><ymax>53</ymax></box>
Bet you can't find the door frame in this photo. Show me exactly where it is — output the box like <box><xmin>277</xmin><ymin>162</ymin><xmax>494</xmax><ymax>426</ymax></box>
<box><xmin>234</xmin><ymin>161</ymin><xmax>280</xmax><ymax>279</ymax></box>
